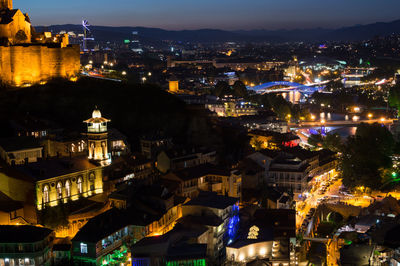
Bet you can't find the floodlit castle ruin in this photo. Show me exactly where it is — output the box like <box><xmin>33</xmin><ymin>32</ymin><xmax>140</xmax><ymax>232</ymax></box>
<box><xmin>0</xmin><ymin>0</ymin><xmax>80</xmax><ymax>86</ymax></box>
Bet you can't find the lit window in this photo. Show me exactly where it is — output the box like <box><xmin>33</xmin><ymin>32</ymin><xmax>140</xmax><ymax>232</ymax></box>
<box><xmin>77</xmin><ymin>177</ymin><xmax>83</xmax><ymax>194</ymax></box>
<box><xmin>56</xmin><ymin>182</ymin><xmax>62</xmax><ymax>199</ymax></box>
<box><xmin>65</xmin><ymin>180</ymin><xmax>71</xmax><ymax>197</ymax></box>
<box><xmin>43</xmin><ymin>185</ymin><xmax>49</xmax><ymax>203</ymax></box>
<box><xmin>80</xmin><ymin>243</ymin><xmax>88</xmax><ymax>254</ymax></box>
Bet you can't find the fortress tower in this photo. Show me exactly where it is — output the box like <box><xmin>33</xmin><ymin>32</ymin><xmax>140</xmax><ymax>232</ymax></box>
<box><xmin>0</xmin><ymin>0</ymin><xmax>12</xmax><ymax>9</ymax></box>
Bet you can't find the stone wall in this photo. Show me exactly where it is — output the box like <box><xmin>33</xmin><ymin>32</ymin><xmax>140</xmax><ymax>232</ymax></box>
<box><xmin>0</xmin><ymin>44</ymin><xmax>80</xmax><ymax>86</ymax></box>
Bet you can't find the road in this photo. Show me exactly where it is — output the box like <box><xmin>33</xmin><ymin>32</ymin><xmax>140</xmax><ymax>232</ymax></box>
<box><xmin>290</xmin><ymin>118</ymin><xmax>395</xmax><ymax>129</ymax></box>
<box><xmin>296</xmin><ymin>174</ymin><xmax>341</xmax><ymax>229</ymax></box>
<box><xmin>297</xmin><ymin>178</ymin><xmax>400</xmax><ymax>230</ymax></box>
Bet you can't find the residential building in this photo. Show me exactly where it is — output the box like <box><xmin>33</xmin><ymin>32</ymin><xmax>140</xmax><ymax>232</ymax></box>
<box><xmin>72</xmin><ymin>208</ymin><xmax>140</xmax><ymax>266</ymax></box>
<box><xmin>162</xmin><ymin>163</ymin><xmax>241</xmax><ymax>199</ymax></box>
<box><xmin>0</xmin><ymin>137</ymin><xmax>43</xmax><ymax>165</ymax></box>
<box><xmin>108</xmin><ymin>184</ymin><xmax>185</xmax><ymax>236</ymax></box>
<box><xmin>131</xmin><ymin>223</ymin><xmax>209</xmax><ymax>266</ymax></box>
<box><xmin>180</xmin><ymin>192</ymin><xmax>239</xmax><ymax>264</ymax></box>
<box><xmin>140</xmin><ymin>136</ymin><xmax>172</xmax><ymax>160</ymax></box>
<box><xmin>0</xmin><ymin>225</ymin><xmax>54</xmax><ymax>266</ymax></box>
<box><xmin>52</xmin><ymin>238</ymin><xmax>71</xmax><ymax>265</ymax></box>
<box><xmin>106</xmin><ymin>154</ymin><xmax>154</xmax><ymax>189</ymax></box>
<box><xmin>156</xmin><ymin>147</ymin><xmax>216</xmax><ymax>173</ymax></box>
<box><xmin>72</xmin><ymin>184</ymin><xmax>185</xmax><ymax>266</ymax></box>
<box><xmin>0</xmin><ymin>191</ymin><xmax>33</xmax><ymax>225</ymax></box>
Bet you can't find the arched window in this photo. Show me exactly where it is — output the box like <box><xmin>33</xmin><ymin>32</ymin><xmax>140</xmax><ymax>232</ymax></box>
<box><xmin>77</xmin><ymin>177</ymin><xmax>83</xmax><ymax>194</ymax></box>
<box><xmin>65</xmin><ymin>180</ymin><xmax>71</xmax><ymax>197</ymax></box>
<box><xmin>43</xmin><ymin>185</ymin><xmax>49</xmax><ymax>203</ymax></box>
<box><xmin>56</xmin><ymin>182</ymin><xmax>62</xmax><ymax>199</ymax></box>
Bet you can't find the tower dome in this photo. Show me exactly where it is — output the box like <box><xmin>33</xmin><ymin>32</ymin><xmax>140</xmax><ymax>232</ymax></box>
<box><xmin>92</xmin><ymin>109</ymin><xmax>102</xmax><ymax>119</ymax></box>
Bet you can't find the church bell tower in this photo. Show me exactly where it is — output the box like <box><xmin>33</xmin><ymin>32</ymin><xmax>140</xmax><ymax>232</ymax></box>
<box><xmin>84</xmin><ymin>108</ymin><xmax>110</xmax><ymax>164</ymax></box>
<box><xmin>0</xmin><ymin>0</ymin><xmax>12</xmax><ymax>9</ymax></box>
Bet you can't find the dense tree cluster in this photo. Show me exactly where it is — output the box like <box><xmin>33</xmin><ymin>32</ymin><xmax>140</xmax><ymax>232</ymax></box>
<box><xmin>389</xmin><ymin>84</ymin><xmax>400</xmax><ymax>116</ymax></box>
<box><xmin>341</xmin><ymin>123</ymin><xmax>395</xmax><ymax>190</ymax></box>
<box><xmin>308</xmin><ymin>133</ymin><xmax>342</xmax><ymax>152</ymax></box>
<box><xmin>213</xmin><ymin>80</ymin><xmax>248</xmax><ymax>98</ymax></box>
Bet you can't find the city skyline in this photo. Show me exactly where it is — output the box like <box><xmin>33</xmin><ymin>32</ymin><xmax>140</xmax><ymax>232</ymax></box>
<box><xmin>18</xmin><ymin>0</ymin><xmax>400</xmax><ymax>30</ymax></box>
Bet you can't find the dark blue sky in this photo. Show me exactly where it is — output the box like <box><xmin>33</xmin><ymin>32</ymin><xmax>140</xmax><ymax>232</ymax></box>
<box><xmin>17</xmin><ymin>0</ymin><xmax>400</xmax><ymax>30</ymax></box>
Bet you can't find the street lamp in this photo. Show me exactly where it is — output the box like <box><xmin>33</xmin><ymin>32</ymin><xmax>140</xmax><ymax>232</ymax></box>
<box><xmin>367</xmin><ymin>113</ymin><xmax>373</xmax><ymax>119</ymax></box>
<box><xmin>320</xmin><ymin>119</ymin><xmax>326</xmax><ymax>134</ymax></box>
<box><xmin>142</xmin><ymin>77</ymin><xmax>147</xmax><ymax>83</ymax></box>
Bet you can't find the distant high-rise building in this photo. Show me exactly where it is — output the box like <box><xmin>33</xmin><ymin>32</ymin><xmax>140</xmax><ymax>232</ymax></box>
<box><xmin>130</xmin><ymin>31</ymin><xmax>143</xmax><ymax>53</ymax></box>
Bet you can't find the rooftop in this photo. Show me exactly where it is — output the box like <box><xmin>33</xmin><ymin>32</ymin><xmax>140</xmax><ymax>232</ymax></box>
<box><xmin>72</xmin><ymin>208</ymin><xmax>130</xmax><ymax>243</ymax></box>
<box><xmin>169</xmin><ymin>163</ymin><xmax>230</xmax><ymax>182</ymax></box>
<box><xmin>0</xmin><ymin>225</ymin><xmax>52</xmax><ymax>243</ymax></box>
<box><xmin>0</xmin><ymin>191</ymin><xmax>23</xmax><ymax>213</ymax></box>
<box><xmin>178</xmin><ymin>214</ymin><xmax>223</xmax><ymax>227</ymax></box>
<box><xmin>0</xmin><ymin>136</ymin><xmax>41</xmax><ymax>152</ymax></box>
<box><xmin>184</xmin><ymin>191</ymin><xmax>238</xmax><ymax>210</ymax></box>
<box><xmin>16</xmin><ymin>156</ymin><xmax>99</xmax><ymax>181</ymax></box>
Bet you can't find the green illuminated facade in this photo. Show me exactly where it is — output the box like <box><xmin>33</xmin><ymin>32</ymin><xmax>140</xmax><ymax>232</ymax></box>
<box><xmin>166</xmin><ymin>259</ymin><xmax>206</xmax><ymax>266</ymax></box>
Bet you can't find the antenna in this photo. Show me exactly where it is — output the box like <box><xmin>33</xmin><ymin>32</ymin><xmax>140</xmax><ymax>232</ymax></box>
<box><xmin>82</xmin><ymin>20</ymin><xmax>93</xmax><ymax>52</ymax></box>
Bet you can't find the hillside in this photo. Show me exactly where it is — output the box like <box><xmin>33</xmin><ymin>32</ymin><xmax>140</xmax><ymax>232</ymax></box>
<box><xmin>36</xmin><ymin>19</ymin><xmax>400</xmax><ymax>43</ymax></box>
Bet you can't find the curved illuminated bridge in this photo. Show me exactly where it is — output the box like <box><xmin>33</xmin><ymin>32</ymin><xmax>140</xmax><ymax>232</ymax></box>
<box><xmin>248</xmin><ymin>81</ymin><xmax>325</xmax><ymax>95</ymax></box>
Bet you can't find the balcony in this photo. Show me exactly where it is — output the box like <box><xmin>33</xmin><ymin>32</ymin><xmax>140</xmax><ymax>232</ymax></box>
<box><xmin>97</xmin><ymin>236</ymin><xmax>129</xmax><ymax>257</ymax></box>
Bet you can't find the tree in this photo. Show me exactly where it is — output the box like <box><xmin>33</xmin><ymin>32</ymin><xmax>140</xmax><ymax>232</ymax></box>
<box><xmin>266</xmin><ymin>94</ymin><xmax>292</xmax><ymax>119</ymax></box>
<box><xmin>389</xmin><ymin>84</ymin><xmax>400</xmax><ymax>116</ymax></box>
<box><xmin>250</xmin><ymin>136</ymin><xmax>263</xmax><ymax>151</ymax></box>
<box><xmin>323</xmin><ymin>133</ymin><xmax>343</xmax><ymax>152</ymax></box>
<box><xmin>232</xmin><ymin>80</ymin><xmax>248</xmax><ymax>98</ymax></box>
<box><xmin>38</xmin><ymin>201</ymin><xmax>69</xmax><ymax>229</ymax></box>
<box><xmin>308</xmin><ymin>134</ymin><xmax>323</xmax><ymax>149</ymax></box>
<box><xmin>214</xmin><ymin>81</ymin><xmax>231</xmax><ymax>97</ymax></box>
<box><xmin>341</xmin><ymin>123</ymin><xmax>395</xmax><ymax>190</ymax></box>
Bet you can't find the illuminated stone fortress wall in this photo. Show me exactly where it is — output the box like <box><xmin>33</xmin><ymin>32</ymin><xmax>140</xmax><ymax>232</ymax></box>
<box><xmin>0</xmin><ymin>0</ymin><xmax>80</xmax><ymax>86</ymax></box>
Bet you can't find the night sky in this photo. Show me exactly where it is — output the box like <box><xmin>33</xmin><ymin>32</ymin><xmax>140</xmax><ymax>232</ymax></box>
<box><xmin>17</xmin><ymin>0</ymin><xmax>400</xmax><ymax>30</ymax></box>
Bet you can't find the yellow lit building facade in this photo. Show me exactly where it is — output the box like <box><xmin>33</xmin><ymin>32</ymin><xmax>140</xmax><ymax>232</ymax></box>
<box><xmin>36</xmin><ymin>160</ymin><xmax>104</xmax><ymax>210</ymax></box>
<box><xmin>169</xmin><ymin>80</ymin><xmax>179</xmax><ymax>93</ymax></box>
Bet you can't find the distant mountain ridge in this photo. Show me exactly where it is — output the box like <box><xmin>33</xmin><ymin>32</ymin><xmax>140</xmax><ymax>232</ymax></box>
<box><xmin>35</xmin><ymin>19</ymin><xmax>400</xmax><ymax>43</ymax></box>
